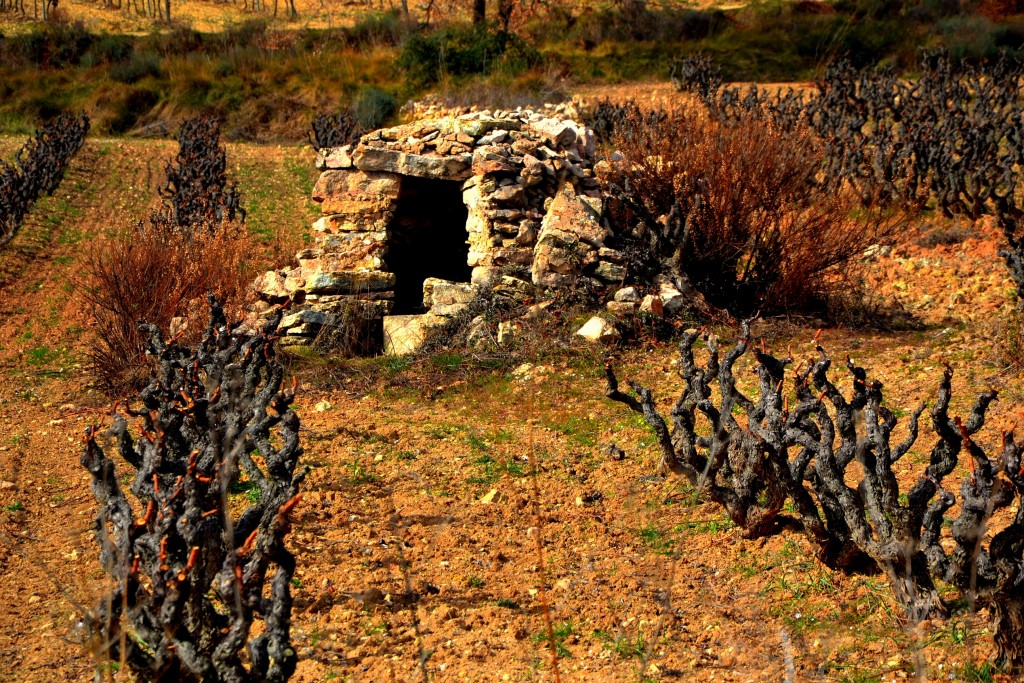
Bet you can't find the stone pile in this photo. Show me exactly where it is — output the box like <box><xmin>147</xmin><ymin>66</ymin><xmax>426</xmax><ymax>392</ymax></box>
<box><xmin>252</xmin><ymin>109</ymin><xmax>633</xmax><ymax>353</ymax></box>
<box><xmin>399</xmin><ymin>99</ymin><xmax>581</xmax><ymax>123</ymax></box>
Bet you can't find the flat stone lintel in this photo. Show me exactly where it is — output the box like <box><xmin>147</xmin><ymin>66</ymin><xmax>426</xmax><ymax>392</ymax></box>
<box><xmin>352</xmin><ymin>146</ymin><xmax>474</xmax><ymax>181</ymax></box>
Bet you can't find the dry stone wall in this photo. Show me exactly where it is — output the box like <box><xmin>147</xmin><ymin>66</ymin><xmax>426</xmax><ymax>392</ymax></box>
<box><xmin>253</xmin><ymin>110</ymin><xmax>630</xmax><ymax>354</ymax></box>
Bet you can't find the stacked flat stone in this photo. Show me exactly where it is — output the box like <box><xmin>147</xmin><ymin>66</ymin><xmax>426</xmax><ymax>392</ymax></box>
<box><xmin>252</xmin><ymin>110</ymin><xmax>628</xmax><ymax>351</ymax></box>
<box><xmin>399</xmin><ymin>100</ymin><xmax>582</xmax><ymax>124</ymax></box>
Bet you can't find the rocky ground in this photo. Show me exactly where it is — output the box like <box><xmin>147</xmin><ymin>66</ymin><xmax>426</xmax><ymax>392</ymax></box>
<box><xmin>0</xmin><ymin>133</ymin><xmax>1022</xmax><ymax>683</ymax></box>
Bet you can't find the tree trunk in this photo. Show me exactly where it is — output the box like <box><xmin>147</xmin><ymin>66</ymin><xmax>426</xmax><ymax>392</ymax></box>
<box><xmin>992</xmin><ymin>596</ymin><xmax>1024</xmax><ymax>672</ymax></box>
<box><xmin>881</xmin><ymin>551</ymin><xmax>948</xmax><ymax>623</ymax></box>
<box><xmin>472</xmin><ymin>0</ymin><xmax>485</xmax><ymax>24</ymax></box>
<box><xmin>497</xmin><ymin>0</ymin><xmax>513</xmax><ymax>29</ymax></box>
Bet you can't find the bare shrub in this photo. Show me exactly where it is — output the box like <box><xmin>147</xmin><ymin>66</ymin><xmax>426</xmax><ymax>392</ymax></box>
<box><xmin>0</xmin><ymin>112</ymin><xmax>90</xmax><ymax>247</ymax></box>
<box><xmin>81</xmin><ymin>114</ymin><xmax>254</xmax><ymax>395</ymax></box>
<box><xmin>607</xmin><ymin>105</ymin><xmax>899</xmax><ymax>316</ymax></box>
<box><xmin>583</xmin><ymin>98</ymin><xmax>665</xmax><ymax>146</ymax></box>
<box><xmin>308</xmin><ymin>110</ymin><xmax>364</xmax><ymax>150</ymax></box>
<box><xmin>669</xmin><ymin>52</ymin><xmax>721</xmax><ymax>102</ymax></box>
<box><xmin>82</xmin><ymin>299</ymin><xmax>304</xmax><ymax>681</ymax></box>
<box><xmin>153</xmin><ymin>114</ymin><xmax>245</xmax><ymax>233</ymax></box>
<box><xmin>81</xmin><ymin>223</ymin><xmax>254</xmax><ymax>395</ymax></box>
<box><xmin>607</xmin><ymin>325</ymin><xmax>1024</xmax><ymax>669</ymax></box>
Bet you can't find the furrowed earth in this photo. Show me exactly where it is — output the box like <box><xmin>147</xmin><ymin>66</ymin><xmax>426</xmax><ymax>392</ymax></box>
<box><xmin>0</xmin><ymin>128</ymin><xmax>1020</xmax><ymax>683</ymax></box>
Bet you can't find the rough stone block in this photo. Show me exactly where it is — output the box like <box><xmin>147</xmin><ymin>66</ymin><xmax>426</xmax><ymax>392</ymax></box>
<box><xmin>315</xmin><ymin>296</ymin><xmax>394</xmax><ymax>318</ymax></box>
<box><xmin>477</xmin><ymin>130</ymin><xmax>509</xmax><ymax>146</ymax></box>
<box><xmin>304</xmin><ymin>269</ymin><xmax>396</xmax><ymax>295</ymax></box>
<box><xmin>431</xmin><ymin>303</ymin><xmax>470</xmax><ymax>317</ymax></box>
<box><xmin>456</xmin><ymin>118</ymin><xmax>521</xmax><ymax>138</ymax></box>
<box><xmin>594</xmin><ymin>261</ymin><xmax>627</xmax><ymax>283</ymax></box>
<box><xmin>423</xmin><ymin>278</ymin><xmax>477</xmax><ymax>309</ymax></box>
<box><xmin>533</xmin><ymin>243</ymin><xmax>598</xmax><ymax>288</ymax></box>
<box><xmin>492</xmin><ymin>247</ymin><xmax>535</xmax><ymax>267</ymax></box>
<box><xmin>313</xmin><ymin>169</ymin><xmax>400</xmax><ymax>203</ymax></box>
<box><xmin>540</xmin><ymin>184</ymin><xmax>608</xmax><ymax>248</ymax></box>
<box><xmin>353</xmin><ymin>146</ymin><xmax>473</xmax><ymax>180</ymax></box>
<box><xmin>383</xmin><ymin>313</ymin><xmax>447</xmax><ymax>355</ymax></box>
<box><xmin>490</xmin><ymin>183</ymin><xmax>525</xmax><ymax>206</ymax></box>
<box><xmin>299</xmin><ymin>232</ymin><xmax>388</xmax><ymax>271</ymax></box>
<box><xmin>640</xmin><ymin>294</ymin><xmax>664</xmax><ymax>316</ymax></box>
<box><xmin>312</xmin><ymin>214</ymin><xmax>391</xmax><ymax>234</ymax></box>
<box><xmin>472</xmin><ymin>148</ymin><xmax>517</xmax><ymax>175</ymax></box>
<box><xmin>491</xmin><ymin>276</ymin><xmax>533</xmax><ymax>304</ymax></box>
<box><xmin>532</xmin><ymin>118</ymin><xmax>579</xmax><ymax>148</ymax></box>
<box><xmin>614</xmin><ymin>287</ymin><xmax>641</xmax><ymax>303</ymax></box>
<box><xmin>317</xmin><ymin>145</ymin><xmax>355</xmax><ymax>170</ymax></box>
<box><xmin>253</xmin><ymin>270</ymin><xmax>290</xmax><ymax>301</ymax></box>
<box><xmin>471</xmin><ymin>266</ymin><xmax>502</xmax><ymax>289</ymax></box>
<box><xmin>659</xmin><ymin>280</ymin><xmax>686</xmax><ymax>314</ymax></box>
<box><xmin>607</xmin><ymin>301</ymin><xmax>637</xmax><ymax>316</ymax></box>
<box><xmin>280</xmin><ymin>309</ymin><xmax>328</xmax><ymax>330</ymax></box>
<box><xmin>598</xmin><ymin>247</ymin><xmax>626</xmax><ymax>264</ymax></box>
<box><xmin>576</xmin><ymin>316</ymin><xmax>620</xmax><ymax>343</ymax></box>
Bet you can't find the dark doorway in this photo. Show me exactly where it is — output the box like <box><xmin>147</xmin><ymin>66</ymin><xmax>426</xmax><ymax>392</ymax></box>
<box><xmin>386</xmin><ymin>176</ymin><xmax>472</xmax><ymax>314</ymax></box>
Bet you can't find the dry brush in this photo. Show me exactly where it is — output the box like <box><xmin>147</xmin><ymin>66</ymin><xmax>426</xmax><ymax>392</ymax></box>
<box><xmin>82</xmin><ymin>114</ymin><xmax>254</xmax><ymax>394</ymax></box>
<box><xmin>606</xmin><ymin>106</ymin><xmax>899</xmax><ymax>316</ymax></box>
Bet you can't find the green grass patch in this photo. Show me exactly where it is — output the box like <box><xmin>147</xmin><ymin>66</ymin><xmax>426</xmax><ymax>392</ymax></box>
<box><xmin>533</xmin><ymin>620</ymin><xmax>575</xmax><ymax>660</ymax></box>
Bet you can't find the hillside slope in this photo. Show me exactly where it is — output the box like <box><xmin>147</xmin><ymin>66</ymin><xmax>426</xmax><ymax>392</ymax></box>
<box><xmin>0</xmin><ymin>138</ymin><xmax>1022</xmax><ymax>682</ymax></box>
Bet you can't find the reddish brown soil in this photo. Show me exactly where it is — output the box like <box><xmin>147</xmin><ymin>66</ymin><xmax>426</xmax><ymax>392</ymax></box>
<box><xmin>1</xmin><ymin>138</ymin><xmax>1021</xmax><ymax>683</ymax></box>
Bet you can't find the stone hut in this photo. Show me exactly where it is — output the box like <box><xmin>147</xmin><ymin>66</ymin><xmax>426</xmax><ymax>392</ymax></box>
<box><xmin>252</xmin><ymin>110</ymin><xmax>628</xmax><ymax>354</ymax></box>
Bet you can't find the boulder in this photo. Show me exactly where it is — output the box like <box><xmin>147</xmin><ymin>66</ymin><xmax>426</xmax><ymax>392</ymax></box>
<box><xmin>532</xmin><ymin>185</ymin><xmax>609</xmax><ymax>288</ymax></box>
<box><xmin>594</xmin><ymin>260</ymin><xmax>627</xmax><ymax>283</ymax></box>
<box><xmin>658</xmin><ymin>279</ymin><xmax>686</xmax><ymax>314</ymax></box>
<box><xmin>607</xmin><ymin>301</ymin><xmax>637</xmax><ymax>316</ymax></box>
<box><xmin>639</xmin><ymin>294</ymin><xmax>664</xmax><ymax>316</ymax></box>
<box><xmin>253</xmin><ymin>270</ymin><xmax>290</xmax><ymax>301</ymax></box>
<box><xmin>383</xmin><ymin>313</ymin><xmax>447</xmax><ymax>355</ymax></box>
<box><xmin>613</xmin><ymin>287</ymin><xmax>641</xmax><ymax>303</ymax></box>
<box><xmin>576</xmin><ymin>316</ymin><xmax>620</xmax><ymax>343</ymax></box>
